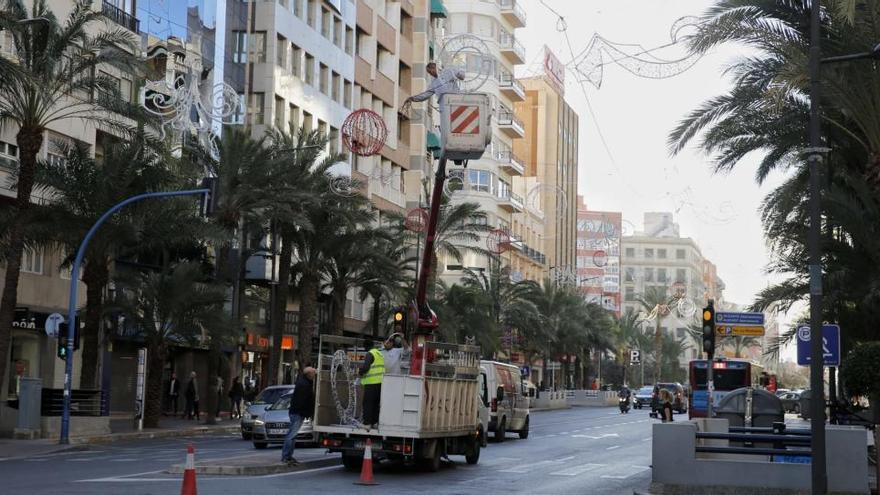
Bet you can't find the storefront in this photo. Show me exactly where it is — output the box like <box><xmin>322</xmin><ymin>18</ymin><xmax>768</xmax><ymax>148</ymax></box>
<box><xmin>7</xmin><ymin>309</ymin><xmax>51</xmax><ymax>402</ymax></box>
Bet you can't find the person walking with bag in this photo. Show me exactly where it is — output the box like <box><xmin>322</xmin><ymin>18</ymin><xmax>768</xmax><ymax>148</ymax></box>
<box><xmin>228</xmin><ymin>377</ymin><xmax>244</xmax><ymax>419</ymax></box>
<box><xmin>281</xmin><ymin>367</ymin><xmax>316</xmax><ymax>466</ymax></box>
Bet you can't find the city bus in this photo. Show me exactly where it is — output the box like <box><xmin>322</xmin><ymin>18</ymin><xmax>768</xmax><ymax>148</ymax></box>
<box><xmin>688</xmin><ymin>359</ymin><xmax>759</xmax><ymax>418</ymax></box>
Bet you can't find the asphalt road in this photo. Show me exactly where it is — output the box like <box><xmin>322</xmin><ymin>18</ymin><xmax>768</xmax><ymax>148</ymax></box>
<box><xmin>0</xmin><ymin>406</ymin><xmax>661</xmax><ymax>494</ymax></box>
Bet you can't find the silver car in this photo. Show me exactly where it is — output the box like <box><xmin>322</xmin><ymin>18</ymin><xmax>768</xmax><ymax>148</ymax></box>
<box><xmin>240</xmin><ymin>385</ymin><xmax>294</xmax><ymax>440</ymax></box>
<box><xmin>252</xmin><ymin>392</ymin><xmax>315</xmax><ymax>449</ymax></box>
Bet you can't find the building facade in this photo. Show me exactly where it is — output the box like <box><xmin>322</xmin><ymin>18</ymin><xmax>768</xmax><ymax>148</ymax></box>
<box><xmin>576</xmin><ymin>196</ymin><xmax>622</xmax><ymax>316</ymax></box>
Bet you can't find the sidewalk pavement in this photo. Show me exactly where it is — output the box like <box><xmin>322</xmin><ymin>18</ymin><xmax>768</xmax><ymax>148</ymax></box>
<box><xmin>0</xmin><ymin>414</ymin><xmax>241</xmax><ymax>459</ymax></box>
<box><xmin>167</xmin><ymin>447</ymin><xmax>341</xmax><ymax>476</ymax></box>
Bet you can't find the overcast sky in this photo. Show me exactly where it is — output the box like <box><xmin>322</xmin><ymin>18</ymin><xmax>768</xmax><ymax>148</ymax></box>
<box><xmin>515</xmin><ymin>0</ymin><xmax>791</xmax><ymax>308</ymax></box>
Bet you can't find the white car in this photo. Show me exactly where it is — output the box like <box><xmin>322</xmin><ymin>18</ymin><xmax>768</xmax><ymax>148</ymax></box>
<box><xmin>240</xmin><ymin>385</ymin><xmax>294</xmax><ymax>440</ymax></box>
<box><xmin>252</xmin><ymin>392</ymin><xmax>316</xmax><ymax>449</ymax></box>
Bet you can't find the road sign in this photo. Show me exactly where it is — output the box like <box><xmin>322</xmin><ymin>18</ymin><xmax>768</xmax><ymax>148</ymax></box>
<box><xmin>45</xmin><ymin>313</ymin><xmax>64</xmax><ymax>338</ymax></box>
<box><xmin>715</xmin><ymin>312</ymin><xmax>765</xmax><ymax>326</ymax></box>
<box><xmin>630</xmin><ymin>349</ymin><xmax>641</xmax><ymax>364</ymax></box>
<box><xmin>715</xmin><ymin>325</ymin><xmax>766</xmax><ymax>337</ymax></box>
<box><xmin>796</xmin><ymin>324</ymin><xmax>840</xmax><ymax>366</ymax></box>
<box><xmin>521</xmin><ymin>366</ymin><xmax>530</xmax><ymax>378</ymax></box>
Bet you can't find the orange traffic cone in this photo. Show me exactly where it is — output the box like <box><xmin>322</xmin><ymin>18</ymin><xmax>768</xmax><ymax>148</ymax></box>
<box><xmin>180</xmin><ymin>444</ymin><xmax>198</xmax><ymax>495</ymax></box>
<box><xmin>353</xmin><ymin>438</ymin><xmax>377</xmax><ymax>486</ymax></box>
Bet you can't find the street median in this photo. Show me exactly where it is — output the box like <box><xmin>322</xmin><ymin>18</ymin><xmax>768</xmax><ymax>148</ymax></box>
<box><xmin>69</xmin><ymin>424</ymin><xmax>240</xmax><ymax>445</ymax></box>
<box><xmin>168</xmin><ymin>449</ymin><xmax>341</xmax><ymax>476</ymax></box>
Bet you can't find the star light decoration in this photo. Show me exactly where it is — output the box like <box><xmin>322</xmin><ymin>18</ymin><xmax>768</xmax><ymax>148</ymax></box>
<box><xmin>139</xmin><ymin>50</ymin><xmax>241</xmax><ymax>159</ymax></box>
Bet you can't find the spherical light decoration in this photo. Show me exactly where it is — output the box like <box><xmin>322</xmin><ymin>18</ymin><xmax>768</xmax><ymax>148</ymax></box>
<box><xmin>486</xmin><ymin>229</ymin><xmax>511</xmax><ymax>254</ymax></box>
<box><xmin>592</xmin><ymin>250</ymin><xmax>607</xmax><ymax>267</ymax></box>
<box><xmin>405</xmin><ymin>208</ymin><xmax>429</xmax><ymax>232</ymax></box>
<box><xmin>342</xmin><ymin>109</ymin><xmax>387</xmax><ymax>157</ymax></box>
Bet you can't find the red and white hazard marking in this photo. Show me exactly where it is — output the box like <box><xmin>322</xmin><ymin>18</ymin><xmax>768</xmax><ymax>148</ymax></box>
<box><xmin>450</xmin><ymin>105</ymin><xmax>480</xmax><ymax>134</ymax></box>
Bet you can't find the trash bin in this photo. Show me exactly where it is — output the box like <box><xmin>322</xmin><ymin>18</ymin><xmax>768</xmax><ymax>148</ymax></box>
<box><xmin>715</xmin><ymin>387</ymin><xmax>785</xmax><ymax>428</ymax></box>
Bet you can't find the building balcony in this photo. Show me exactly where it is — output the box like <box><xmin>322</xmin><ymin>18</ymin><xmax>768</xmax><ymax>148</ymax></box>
<box><xmin>497</xmin><ymin>71</ymin><xmax>525</xmax><ymax>101</ymax></box>
<box><xmin>499</xmin><ymin>32</ymin><xmax>525</xmax><ymax>65</ymax></box>
<box><xmin>102</xmin><ymin>1</ymin><xmax>140</xmax><ymax>33</ymax></box>
<box><xmin>521</xmin><ymin>243</ymin><xmax>546</xmax><ymax>265</ymax></box>
<box><xmin>497</xmin><ymin>109</ymin><xmax>525</xmax><ymax>138</ymax></box>
<box><xmin>500</xmin><ymin>0</ymin><xmax>526</xmax><ymax>28</ymax></box>
<box><xmin>498</xmin><ymin>190</ymin><xmax>524</xmax><ymax>213</ymax></box>
<box><xmin>495</xmin><ymin>150</ymin><xmax>525</xmax><ymax>176</ymax></box>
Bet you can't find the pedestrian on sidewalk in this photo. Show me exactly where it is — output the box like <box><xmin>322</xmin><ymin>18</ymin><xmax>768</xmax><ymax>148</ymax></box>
<box><xmin>166</xmin><ymin>372</ymin><xmax>180</xmax><ymax>417</ymax></box>
<box><xmin>281</xmin><ymin>367</ymin><xmax>316</xmax><ymax>466</ymax></box>
<box><xmin>186</xmin><ymin>371</ymin><xmax>200</xmax><ymax>420</ymax></box>
<box><xmin>660</xmin><ymin>389</ymin><xmax>674</xmax><ymax>423</ymax></box>
<box><xmin>228</xmin><ymin>377</ymin><xmax>244</xmax><ymax>419</ymax></box>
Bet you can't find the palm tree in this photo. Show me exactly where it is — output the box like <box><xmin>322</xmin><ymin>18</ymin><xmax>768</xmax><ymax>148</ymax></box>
<box><xmin>31</xmin><ymin>136</ymin><xmax>178</xmax><ymax>387</ymax></box>
<box><xmin>110</xmin><ymin>262</ymin><xmax>230</xmax><ymax>428</ymax></box>
<box><xmin>725</xmin><ymin>336</ymin><xmax>762</xmax><ymax>359</ymax></box>
<box><xmin>0</xmin><ymin>0</ymin><xmax>141</xmax><ymax>394</ymax></box>
<box><xmin>428</xmin><ymin>194</ymin><xmax>493</xmax><ymax>299</ymax></box>
<box><xmin>635</xmin><ymin>286</ymin><xmax>679</xmax><ymax>386</ymax></box>
<box><xmin>615</xmin><ymin>309</ymin><xmax>645</xmax><ymax>386</ymax></box>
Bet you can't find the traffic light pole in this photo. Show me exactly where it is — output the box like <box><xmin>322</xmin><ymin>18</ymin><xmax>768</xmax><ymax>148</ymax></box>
<box><xmin>60</xmin><ymin>189</ymin><xmax>209</xmax><ymax>445</ymax></box>
<box><xmin>703</xmin><ymin>300</ymin><xmax>716</xmax><ymax>418</ymax></box>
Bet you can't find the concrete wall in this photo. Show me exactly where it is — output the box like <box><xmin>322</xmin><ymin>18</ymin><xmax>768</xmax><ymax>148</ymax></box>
<box><xmin>532</xmin><ymin>390</ymin><xmax>568</xmax><ymax>410</ymax></box>
<box><xmin>40</xmin><ymin>415</ymin><xmax>110</xmax><ymax>440</ymax></box>
<box><xmin>567</xmin><ymin>390</ymin><xmax>618</xmax><ymax>407</ymax></box>
<box><xmin>652</xmin><ymin>421</ymin><xmax>869</xmax><ymax>494</ymax></box>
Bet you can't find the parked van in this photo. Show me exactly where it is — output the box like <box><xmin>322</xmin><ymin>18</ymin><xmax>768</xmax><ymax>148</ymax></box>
<box><xmin>479</xmin><ymin>360</ymin><xmax>530</xmax><ymax>442</ymax></box>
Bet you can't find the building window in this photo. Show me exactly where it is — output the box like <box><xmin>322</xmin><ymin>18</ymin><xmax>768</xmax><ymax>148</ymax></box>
<box><xmin>644</xmin><ymin>248</ymin><xmax>654</xmax><ymax>259</ymax></box>
<box><xmin>625</xmin><ymin>267</ymin><xmax>635</xmax><ymax>283</ymax></box>
<box><xmin>289</xmin><ymin>103</ymin><xmax>300</xmax><ymax>131</ymax></box>
<box><xmin>317</xmin><ymin>120</ymin><xmax>327</xmax><ymax>141</ymax></box>
<box><xmin>334</xmin><ymin>18</ymin><xmax>344</xmax><ymax>48</ymax></box>
<box><xmin>305</xmin><ymin>54</ymin><xmax>315</xmax><ymax>85</ymax></box>
<box><xmin>468</xmin><ymin>169</ymin><xmax>492</xmax><ymax>193</ymax></box>
<box><xmin>290</xmin><ymin>43</ymin><xmax>302</xmax><ymax>77</ymax></box>
<box><xmin>232</xmin><ymin>30</ymin><xmax>247</xmax><ymax>63</ymax></box>
<box><xmin>276</xmin><ymin>35</ymin><xmax>287</xmax><ymax>68</ymax></box>
<box><xmin>329</xmin><ymin>126</ymin><xmax>339</xmax><ymax>153</ymax></box>
<box><xmin>293</xmin><ymin>0</ymin><xmax>303</xmax><ymax>18</ymax></box>
<box><xmin>676</xmin><ymin>269</ymin><xmax>686</xmax><ymax>284</ymax></box>
<box><xmin>345</xmin><ymin>27</ymin><xmax>354</xmax><ymax>55</ymax></box>
<box><xmin>248</xmin><ymin>93</ymin><xmax>265</xmax><ymax>125</ymax></box>
<box><xmin>644</xmin><ymin>268</ymin><xmax>654</xmax><ymax>282</ymax></box>
<box><xmin>21</xmin><ymin>248</ymin><xmax>43</xmax><ymax>274</ymax></box>
<box><xmin>676</xmin><ymin>328</ymin><xmax>687</xmax><ymax>339</ymax></box>
<box><xmin>658</xmin><ymin>268</ymin><xmax>667</xmax><ymax>283</ymax></box>
<box><xmin>331</xmin><ymin>72</ymin><xmax>341</xmax><ymax>102</ymax></box>
<box><xmin>343</xmin><ymin>80</ymin><xmax>352</xmax><ymax>108</ymax></box>
<box><xmin>252</xmin><ymin>31</ymin><xmax>266</xmax><ymax>63</ymax></box>
<box><xmin>625</xmin><ymin>287</ymin><xmax>635</xmax><ymax>302</ymax></box>
<box><xmin>319</xmin><ymin>63</ymin><xmax>329</xmax><ymax>94</ymax></box>
<box><xmin>302</xmin><ymin>111</ymin><xmax>313</xmax><ymax>132</ymax></box>
<box><xmin>676</xmin><ymin>248</ymin><xmax>686</xmax><ymax>260</ymax></box>
<box><xmin>321</xmin><ymin>7</ymin><xmax>332</xmax><ymax>39</ymax></box>
<box><xmin>658</xmin><ymin>248</ymin><xmax>667</xmax><ymax>259</ymax></box>
<box><xmin>625</xmin><ymin>247</ymin><xmax>635</xmax><ymax>258</ymax></box>
<box><xmin>274</xmin><ymin>96</ymin><xmax>285</xmax><ymax>129</ymax></box>
<box><xmin>307</xmin><ymin>0</ymin><xmax>317</xmax><ymax>28</ymax></box>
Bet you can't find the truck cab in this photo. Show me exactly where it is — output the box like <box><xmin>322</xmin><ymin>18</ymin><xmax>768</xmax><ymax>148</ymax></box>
<box><xmin>480</xmin><ymin>360</ymin><xmax>530</xmax><ymax>442</ymax></box>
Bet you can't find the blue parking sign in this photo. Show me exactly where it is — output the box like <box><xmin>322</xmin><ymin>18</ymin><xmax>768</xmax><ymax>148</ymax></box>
<box><xmin>796</xmin><ymin>324</ymin><xmax>840</xmax><ymax>366</ymax></box>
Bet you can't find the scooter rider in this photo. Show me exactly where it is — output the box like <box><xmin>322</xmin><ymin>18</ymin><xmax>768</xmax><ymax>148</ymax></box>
<box><xmin>618</xmin><ymin>385</ymin><xmax>632</xmax><ymax>413</ymax></box>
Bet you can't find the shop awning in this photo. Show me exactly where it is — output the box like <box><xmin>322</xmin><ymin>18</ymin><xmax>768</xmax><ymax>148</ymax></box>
<box><xmin>430</xmin><ymin>0</ymin><xmax>448</xmax><ymax>18</ymax></box>
<box><xmin>426</xmin><ymin>131</ymin><xmax>441</xmax><ymax>152</ymax></box>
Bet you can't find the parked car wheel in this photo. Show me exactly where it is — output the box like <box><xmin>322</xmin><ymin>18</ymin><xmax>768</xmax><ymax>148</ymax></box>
<box><xmin>494</xmin><ymin>418</ymin><xmax>506</xmax><ymax>443</ymax></box>
<box><xmin>518</xmin><ymin>416</ymin><xmax>530</xmax><ymax>439</ymax></box>
<box><xmin>253</xmin><ymin>442</ymin><xmax>267</xmax><ymax>449</ymax></box>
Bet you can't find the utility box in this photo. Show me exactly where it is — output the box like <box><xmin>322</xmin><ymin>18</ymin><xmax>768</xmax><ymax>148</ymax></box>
<box><xmin>440</xmin><ymin>93</ymin><xmax>492</xmax><ymax>161</ymax></box>
<box><xmin>715</xmin><ymin>387</ymin><xmax>784</xmax><ymax>428</ymax></box>
<box><xmin>16</xmin><ymin>377</ymin><xmax>42</xmax><ymax>433</ymax></box>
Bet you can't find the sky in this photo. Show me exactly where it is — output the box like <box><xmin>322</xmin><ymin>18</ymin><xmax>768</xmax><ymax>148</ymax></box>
<box><xmin>514</xmin><ymin>0</ymin><xmax>802</xmax><ymax>359</ymax></box>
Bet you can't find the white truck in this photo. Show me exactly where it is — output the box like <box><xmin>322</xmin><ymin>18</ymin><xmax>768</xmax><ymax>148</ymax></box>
<box><xmin>313</xmin><ymin>335</ymin><xmax>485</xmax><ymax>472</ymax></box>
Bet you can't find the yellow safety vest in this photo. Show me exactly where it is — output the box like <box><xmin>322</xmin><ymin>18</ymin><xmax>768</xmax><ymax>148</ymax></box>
<box><xmin>362</xmin><ymin>348</ymin><xmax>385</xmax><ymax>385</ymax></box>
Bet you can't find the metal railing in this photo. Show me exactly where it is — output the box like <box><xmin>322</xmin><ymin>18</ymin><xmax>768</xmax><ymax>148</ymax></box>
<box><xmin>497</xmin><ymin>71</ymin><xmax>524</xmax><ymax>94</ymax></box>
<box><xmin>499</xmin><ymin>0</ymin><xmax>527</xmax><ymax>23</ymax></box>
<box><xmin>497</xmin><ymin>110</ymin><xmax>524</xmax><ymax>130</ymax></box>
<box><xmin>42</xmin><ymin>388</ymin><xmax>106</xmax><ymax>416</ymax></box>
<box><xmin>102</xmin><ymin>1</ymin><xmax>140</xmax><ymax>33</ymax></box>
<box><xmin>694</xmin><ymin>424</ymin><xmax>812</xmax><ymax>458</ymax></box>
<box><xmin>496</xmin><ymin>150</ymin><xmax>525</xmax><ymax>171</ymax></box>
<box><xmin>499</xmin><ymin>32</ymin><xmax>525</xmax><ymax>60</ymax></box>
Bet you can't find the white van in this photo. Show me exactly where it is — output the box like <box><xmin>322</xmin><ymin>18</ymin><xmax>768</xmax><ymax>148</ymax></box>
<box><xmin>479</xmin><ymin>360</ymin><xmax>530</xmax><ymax>442</ymax></box>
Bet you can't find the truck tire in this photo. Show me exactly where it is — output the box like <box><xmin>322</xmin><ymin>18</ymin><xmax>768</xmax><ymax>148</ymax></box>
<box><xmin>342</xmin><ymin>453</ymin><xmax>363</xmax><ymax>472</ymax></box>
<box><xmin>518</xmin><ymin>416</ymin><xmax>529</xmax><ymax>439</ymax></box>
<box><xmin>494</xmin><ymin>417</ymin><xmax>506</xmax><ymax>443</ymax></box>
<box><xmin>253</xmin><ymin>442</ymin><xmax>267</xmax><ymax>449</ymax></box>
<box><xmin>465</xmin><ymin>437</ymin><xmax>481</xmax><ymax>465</ymax></box>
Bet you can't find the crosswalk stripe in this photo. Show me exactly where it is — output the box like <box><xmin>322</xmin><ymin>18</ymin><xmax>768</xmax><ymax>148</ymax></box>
<box><xmin>550</xmin><ymin>463</ymin><xmax>606</xmax><ymax>476</ymax></box>
<box><xmin>498</xmin><ymin>459</ymin><xmax>559</xmax><ymax>474</ymax></box>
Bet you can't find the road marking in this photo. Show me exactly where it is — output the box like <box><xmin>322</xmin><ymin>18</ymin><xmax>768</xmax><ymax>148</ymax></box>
<box><xmin>76</xmin><ymin>465</ymin><xmax>344</xmax><ymax>483</ymax></box>
<box><xmin>110</xmin><ymin>458</ymin><xmax>138</xmax><ymax>462</ymax></box>
<box><xmin>498</xmin><ymin>459</ymin><xmax>560</xmax><ymax>474</ymax></box>
<box><xmin>560</xmin><ymin>431</ymin><xmax>570</xmax><ymax>435</ymax></box>
<box><xmin>600</xmin><ymin>465</ymin><xmax>650</xmax><ymax>480</ymax></box>
<box><xmin>555</xmin><ymin>456</ymin><xmax>576</xmax><ymax>462</ymax></box>
<box><xmin>642</xmin><ymin>437</ymin><xmax>652</xmax><ymax>442</ymax></box>
<box><xmin>550</xmin><ymin>463</ymin><xmax>606</xmax><ymax>476</ymax></box>
<box><xmin>606</xmin><ymin>445</ymin><xmax>620</xmax><ymax>451</ymax></box>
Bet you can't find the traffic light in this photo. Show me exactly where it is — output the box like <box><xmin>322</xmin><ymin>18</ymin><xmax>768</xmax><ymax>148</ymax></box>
<box><xmin>391</xmin><ymin>306</ymin><xmax>406</xmax><ymax>334</ymax></box>
<box><xmin>56</xmin><ymin>322</ymin><xmax>80</xmax><ymax>360</ymax></box>
<box><xmin>201</xmin><ymin>177</ymin><xmax>219</xmax><ymax>217</ymax></box>
<box><xmin>702</xmin><ymin>299</ymin><xmax>715</xmax><ymax>358</ymax></box>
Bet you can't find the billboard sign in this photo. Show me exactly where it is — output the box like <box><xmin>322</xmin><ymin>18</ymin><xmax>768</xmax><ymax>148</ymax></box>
<box><xmin>543</xmin><ymin>46</ymin><xmax>565</xmax><ymax>95</ymax></box>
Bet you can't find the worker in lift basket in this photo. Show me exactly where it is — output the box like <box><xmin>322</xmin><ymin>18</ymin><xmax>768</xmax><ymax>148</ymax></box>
<box><xmin>401</xmin><ymin>62</ymin><xmax>466</xmax><ymax>119</ymax></box>
<box><xmin>359</xmin><ymin>335</ymin><xmax>400</xmax><ymax>429</ymax></box>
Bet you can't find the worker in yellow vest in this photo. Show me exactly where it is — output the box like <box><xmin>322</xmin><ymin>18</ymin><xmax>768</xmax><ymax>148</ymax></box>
<box><xmin>359</xmin><ymin>340</ymin><xmax>388</xmax><ymax>428</ymax></box>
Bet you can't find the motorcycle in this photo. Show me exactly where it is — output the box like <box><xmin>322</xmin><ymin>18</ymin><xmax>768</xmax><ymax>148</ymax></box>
<box><xmin>618</xmin><ymin>396</ymin><xmax>630</xmax><ymax>414</ymax></box>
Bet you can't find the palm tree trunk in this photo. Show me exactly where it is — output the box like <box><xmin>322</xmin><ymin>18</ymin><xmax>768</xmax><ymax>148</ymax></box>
<box><xmin>331</xmin><ymin>284</ymin><xmax>346</xmax><ymax>336</ymax></box>
<box><xmin>298</xmin><ymin>274</ymin><xmax>320</xmax><ymax>366</ymax></box>
<box><xmin>144</xmin><ymin>341</ymin><xmax>166</xmax><ymax>428</ymax></box>
<box><xmin>371</xmin><ymin>293</ymin><xmax>381</xmax><ymax>338</ymax></box>
<box><xmin>268</xmin><ymin>227</ymin><xmax>293</xmax><ymax>387</ymax></box>
<box><xmin>80</xmin><ymin>258</ymin><xmax>109</xmax><ymax>389</ymax></box>
<box><xmin>653</xmin><ymin>316</ymin><xmax>663</xmax><ymax>382</ymax></box>
<box><xmin>0</xmin><ymin>127</ymin><xmax>43</xmax><ymax>399</ymax></box>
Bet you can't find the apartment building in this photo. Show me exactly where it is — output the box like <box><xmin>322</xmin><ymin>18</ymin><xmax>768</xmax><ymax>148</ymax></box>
<box><xmin>621</xmin><ymin>212</ymin><xmax>726</xmax><ymax>364</ymax></box>
<box><xmin>515</xmin><ymin>51</ymin><xmax>578</xmax><ymax>283</ymax></box>
<box><xmin>576</xmin><ymin>196</ymin><xmax>622</xmax><ymax>316</ymax></box>
<box><xmin>438</xmin><ymin>0</ymin><xmax>529</xmax><ymax>284</ymax></box>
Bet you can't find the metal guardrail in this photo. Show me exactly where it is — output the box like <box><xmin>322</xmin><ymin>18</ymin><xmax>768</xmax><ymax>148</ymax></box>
<box><xmin>42</xmin><ymin>388</ymin><xmax>106</xmax><ymax>416</ymax></box>
<box><xmin>694</xmin><ymin>423</ymin><xmax>813</xmax><ymax>458</ymax></box>
<box><xmin>497</xmin><ymin>110</ymin><xmax>524</xmax><ymax>129</ymax></box>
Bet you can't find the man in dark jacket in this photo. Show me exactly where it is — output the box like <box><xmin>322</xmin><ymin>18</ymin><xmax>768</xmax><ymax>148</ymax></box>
<box><xmin>281</xmin><ymin>367</ymin><xmax>316</xmax><ymax>465</ymax></box>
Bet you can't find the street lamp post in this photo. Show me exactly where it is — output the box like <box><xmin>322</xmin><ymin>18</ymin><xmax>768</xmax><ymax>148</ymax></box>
<box><xmin>807</xmin><ymin>3</ymin><xmax>880</xmax><ymax>492</ymax></box>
